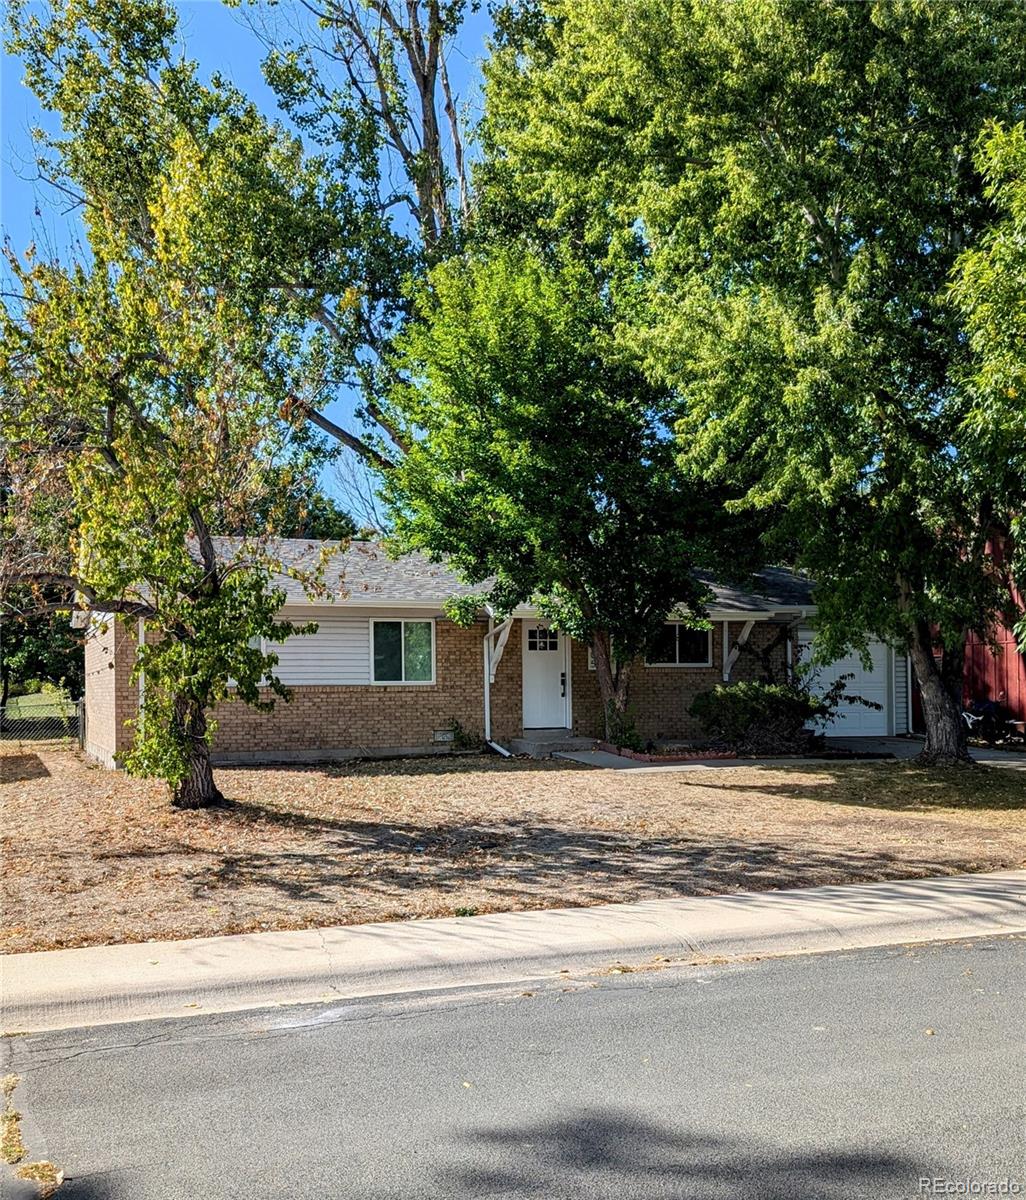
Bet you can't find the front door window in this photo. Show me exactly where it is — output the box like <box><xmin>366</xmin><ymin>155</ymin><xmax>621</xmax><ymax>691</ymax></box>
<box><xmin>527</xmin><ymin>627</ymin><xmax>559</xmax><ymax>652</ymax></box>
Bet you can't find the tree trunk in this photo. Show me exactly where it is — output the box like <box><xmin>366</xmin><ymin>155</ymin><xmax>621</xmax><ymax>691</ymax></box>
<box><xmin>171</xmin><ymin>696</ymin><xmax>225</xmax><ymax>808</ymax></box>
<box><xmin>908</xmin><ymin>625</ymin><xmax>972</xmax><ymax>766</ymax></box>
<box><xmin>590</xmin><ymin>631</ymin><xmax>634</xmax><ymax>744</ymax></box>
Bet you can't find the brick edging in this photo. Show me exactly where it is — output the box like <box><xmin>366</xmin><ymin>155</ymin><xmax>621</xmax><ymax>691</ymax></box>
<box><xmin>594</xmin><ymin>741</ymin><xmax>738</xmax><ymax>762</ymax></box>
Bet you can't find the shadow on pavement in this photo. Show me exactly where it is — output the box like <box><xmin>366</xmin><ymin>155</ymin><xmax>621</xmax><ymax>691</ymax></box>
<box><xmin>442</xmin><ymin>1108</ymin><xmax>926</xmax><ymax>1200</ymax></box>
<box><xmin>36</xmin><ymin>1107</ymin><xmax>929</xmax><ymax>1200</ymax></box>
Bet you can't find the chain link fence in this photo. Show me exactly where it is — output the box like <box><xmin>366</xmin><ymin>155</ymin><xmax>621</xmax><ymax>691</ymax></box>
<box><xmin>0</xmin><ymin>694</ymin><xmax>82</xmax><ymax>747</ymax></box>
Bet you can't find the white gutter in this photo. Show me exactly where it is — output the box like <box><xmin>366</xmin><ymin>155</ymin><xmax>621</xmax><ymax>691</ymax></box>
<box><xmin>277</xmin><ymin>599</ymin><xmax>817</xmax><ymax>620</ymax></box>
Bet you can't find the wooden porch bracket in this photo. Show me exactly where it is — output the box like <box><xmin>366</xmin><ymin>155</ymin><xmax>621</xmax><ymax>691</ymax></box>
<box><xmin>723</xmin><ymin>619</ymin><xmax>756</xmax><ymax>682</ymax></box>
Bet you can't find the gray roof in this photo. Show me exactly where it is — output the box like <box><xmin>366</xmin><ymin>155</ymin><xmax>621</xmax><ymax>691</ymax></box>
<box><xmin>699</xmin><ymin>567</ymin><xmax>815</xmax><ymax>614</ymax></box>
<box><xmin>211</xmin><ymin>539</ymin><xmax>814</xmax><ymax>615</ymax></box>
<box><xmin>212</xmin><ymin>538</ymin><xmax>484</xmax><ymax>607</ymax></box>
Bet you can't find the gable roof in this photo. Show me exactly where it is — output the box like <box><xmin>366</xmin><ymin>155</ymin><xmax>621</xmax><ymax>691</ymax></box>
<box><xmin>212</xmin><ymin>538</ymin><xmax>484</xmax><ymax>607</ymax></box>
<box><xmin>218</xmin><ymin>538</ymin><xmax>814</xmax><ymax>615</ymax></box>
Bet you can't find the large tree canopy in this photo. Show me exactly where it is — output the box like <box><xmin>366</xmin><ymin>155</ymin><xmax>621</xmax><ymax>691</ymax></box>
<box><xmin>2</xmin><ymin>2</ymin><xmax>351</xmax><ymax>804</ymax></box>
<box><xmin>484</xmin><ymin>0</ymin><xmax>1026</xmax><ymax>762</ymax></box>
<box><xmin>228</xmin><ymin>0</ymin><xmax>477</xmax><ymax>487</ymax></box>
<box><xmin>950</xmin><ymin>121</ymin><xmax>1026</xmax><ymax>651</ymax></box>
<box><xmin>385</xmin><ymin>243</ymin><xmax>761</xmax><ymax>739</ymax></box>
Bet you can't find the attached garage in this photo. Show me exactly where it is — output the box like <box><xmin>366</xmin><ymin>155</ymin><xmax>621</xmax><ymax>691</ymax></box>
<box><xmin>797</xmin><ymin>630</ymin><xmax>909</xmax><ymax>737</ymax></box>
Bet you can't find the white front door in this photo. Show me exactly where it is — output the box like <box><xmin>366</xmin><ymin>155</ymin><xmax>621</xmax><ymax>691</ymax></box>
<box><xmin>522</xmin><ymin>620</ymin><xmax>569</xmax><ymax>728</ymax></box>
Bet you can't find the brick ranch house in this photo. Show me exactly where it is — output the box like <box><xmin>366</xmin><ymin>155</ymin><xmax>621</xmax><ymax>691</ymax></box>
<box><xmin>83</xmin><ymin>540</ymin><xmax>912</xmax><ymax>768</ymax></box>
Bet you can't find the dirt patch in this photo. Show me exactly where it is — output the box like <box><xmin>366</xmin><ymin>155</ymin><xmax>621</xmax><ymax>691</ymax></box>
<box><xmin>2</xmin><ymin>1074</ymin><xmax>25</xmax><ymax>1165</ymax></box>
<box><xmin>1</xmin><ymin>748</ymin><xmax>1023</xmax><ymax>954</ymax></box>
<box><xmin>16</xmin><ymin>1160</ymin><xmax>63</xmax><ymax>1198</ymax></box>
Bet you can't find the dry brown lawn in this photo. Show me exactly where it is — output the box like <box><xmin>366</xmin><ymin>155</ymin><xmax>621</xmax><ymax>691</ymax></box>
<box><xmin>1</xmin><ymin>746</ymin><xmax>1023</xmax><ymax>954</ymax></box>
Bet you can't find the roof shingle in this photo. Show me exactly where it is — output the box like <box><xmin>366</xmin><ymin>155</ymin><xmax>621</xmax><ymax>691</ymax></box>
<box><xmin>211</xmin><ymin>538</ymin><xmax>814</xmax><ymax>614</ymax></box>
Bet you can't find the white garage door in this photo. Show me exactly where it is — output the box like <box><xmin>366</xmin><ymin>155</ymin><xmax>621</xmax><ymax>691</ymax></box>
<box><xmin>797</xmin><ymin>634</ymin><xmax>891</xmax><ymax>737</ymax></box>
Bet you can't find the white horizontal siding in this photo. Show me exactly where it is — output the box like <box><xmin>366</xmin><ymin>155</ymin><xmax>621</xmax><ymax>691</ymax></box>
<box><xmin>893</xmin><ymin>652</ymin><xmax>909</xmax><ymax>734</ymax></box>
<box><xmin>269</xmin><ymin>614</ymin><xmax>371</xmax><ymax>685</ymax></box>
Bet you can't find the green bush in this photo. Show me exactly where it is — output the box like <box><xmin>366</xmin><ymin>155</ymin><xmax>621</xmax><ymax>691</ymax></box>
<box><xmin>447</xmin><ymin>717</ymin><xmax>484</xmax><ymax>753</ymax></box>
<box><xmin>689</xmin><ymin>681</ymin><xmax>826</xmax><ymax>755</ymax></box>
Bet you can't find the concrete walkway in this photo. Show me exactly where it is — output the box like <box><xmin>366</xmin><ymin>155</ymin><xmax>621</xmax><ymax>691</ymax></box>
<box><xmin>555</xmin><ymin>736</ymin><xmax>1026</xmax><ymax>771</ymax></box>
<box><xmin>3</xmin><ymin>869</ymin><xmax>1024</xmax><ymax>1034</ymax></box>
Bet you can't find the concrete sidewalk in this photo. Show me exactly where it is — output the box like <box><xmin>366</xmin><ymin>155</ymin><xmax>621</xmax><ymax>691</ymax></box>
<box><xmin>3</xmin><ymin>870</ymin><xmax>1025</xmax><ymax>1034</ymax></box>
<box><xmin>555</xmin><ymin>736</ymin><xmax>1026</xmax><ymax>771</ymax></box>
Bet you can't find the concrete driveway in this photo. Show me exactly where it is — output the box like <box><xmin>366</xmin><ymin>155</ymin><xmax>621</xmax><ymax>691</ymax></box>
<box><xmin>828</xmin><ymin>736</ymin><xmax>1026</xmax><ymax>767</ymax></box>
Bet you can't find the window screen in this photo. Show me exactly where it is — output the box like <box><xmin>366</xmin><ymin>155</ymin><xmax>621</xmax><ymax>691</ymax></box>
<box><xmin>677</xmin><ymin>628</ymin><xmax>710</xmax><ymax>664</ymax></box>
<box><xmin>403</xmin><ymin>621</ymin><xmax>433</xmax><ymax>681</ymax></box>
<box><xmin>649</xmin><ymin>624</ymin><xmax>679</xmax><ymax>664</ymax></box>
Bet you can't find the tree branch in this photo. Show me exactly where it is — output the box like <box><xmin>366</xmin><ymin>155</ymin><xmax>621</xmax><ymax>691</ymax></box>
<box><xmin>440</xmin><ymin>46</ymin><xmax>468</xmax><ymax>220</ymax></box>
<box><xmin>293</xmin><ymin>398</ymin><xmax>396</xmax><ymax>470</ymax></box>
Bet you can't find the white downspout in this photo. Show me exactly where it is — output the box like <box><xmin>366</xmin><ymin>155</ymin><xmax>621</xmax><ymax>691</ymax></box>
<box><xmin>907</xmin><ymin>654</ymin><xmax>914</xmax><ymax>736</ymax></box>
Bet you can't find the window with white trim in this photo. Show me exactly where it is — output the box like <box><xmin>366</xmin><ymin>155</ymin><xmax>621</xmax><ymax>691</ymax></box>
<box><xmin>371</xmin><ymin>619</ymin><xmax>435</xmax><ymax>683</ymax></box>
<box><xmin>647</xmin><ymin>623</ymin><xmax>712</xmax><ymax>666</ymax></box>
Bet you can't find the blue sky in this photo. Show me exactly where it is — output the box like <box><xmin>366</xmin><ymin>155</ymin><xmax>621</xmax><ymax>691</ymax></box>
<box><xmin>1</xmin><ymin>0</ymin><xmax>492</xmax><ymax>514</ymax></box>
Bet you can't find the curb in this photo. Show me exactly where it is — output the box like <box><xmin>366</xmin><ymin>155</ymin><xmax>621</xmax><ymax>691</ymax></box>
<box><xmin>3</xmin><ymin>870</ymin><xmax>1025</xmax><ymax>1034</ymax></box>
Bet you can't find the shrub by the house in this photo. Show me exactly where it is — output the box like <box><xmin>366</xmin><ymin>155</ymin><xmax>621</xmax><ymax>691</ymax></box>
<box><xmin>690</xmin><ymin>681</ymin><xmax>824</xmax><ymax>755</ymax></box>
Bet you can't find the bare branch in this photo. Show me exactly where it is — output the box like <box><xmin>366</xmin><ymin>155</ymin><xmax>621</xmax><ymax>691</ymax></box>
<box><xmin>440</xmin><ymin>47</ymin><xmax>468</xmax><ymax>220</ymax></box>
<box><xmin>293</xmin><ymin>398</ymin><xmax>396</xmax><ymax>471</ymax></box>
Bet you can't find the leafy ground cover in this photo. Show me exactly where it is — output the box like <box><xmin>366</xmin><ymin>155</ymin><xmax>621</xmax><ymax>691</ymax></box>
<box><xmin>1</xmin><ymin>748</ymin><xmax>1022</xmax><ymax>954</ymax></box>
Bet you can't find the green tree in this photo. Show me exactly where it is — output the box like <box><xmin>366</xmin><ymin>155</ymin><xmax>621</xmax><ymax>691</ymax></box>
<box><xmin>240</xmin><ymin>0</ymin><xmax>472</xmax><ymax>255</ymax></box>
<box><xmin>2</xmin><ymin>3</ymin><xmax>348</xmax><ymax>805</ymax></box>
<box><xmin>230</xmin><ymin>0</ymin><xmax>475</xmax><ymax>477</ymax></box>
<box><xmin>0</xmin><ymin>458</ymin><xmax>83</xmax><ymax>707</ymax></box>
<box><xmin>487</xmin><ymin>0</ymin><xmax>1026</xmax><ymax>763</ymax></box>
<box><xmin>221</xmin><ymin>467</ymin><xmax>357</xmax><ymax>542</ymax></box>
<box><xmin>0</xmin><ymin>609</ymin><xmax>83</xmax><ymax>708</ymax></box>
<box><xmin>385</xmin><ymin>244</ymin><xmax>756</xmax><ymax>736</ymax></box>
<box><xmin>950</xmin><ymin>122</ymin><xmax>1026</xmax><ymax>652</ymax></box>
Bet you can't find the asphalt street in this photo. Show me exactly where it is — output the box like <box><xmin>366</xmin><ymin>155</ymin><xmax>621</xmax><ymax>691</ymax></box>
<box><xmin>3</xmin><ymin>936</ymin><xmax>1024</xmax><ymax>1200</ymax></box>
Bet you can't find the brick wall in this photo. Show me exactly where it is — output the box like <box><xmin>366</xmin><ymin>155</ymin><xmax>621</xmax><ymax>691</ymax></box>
<box><xmin>209</xmin><ymin>617</ymin><xmax>493</xmax><ymax>760</ymax></box>
<box><xmin>84</xmin><ymin>611</ymin><xmax>791</xmax><ymax>767</ymax></box>
<box><xmin>83</xmin><ymin>616</ymin><xmax>140</xmax><ymax>767</ymax></box>
<box><xmin>489</xmin><ymin>619</ymin><xmax>523</xmax><ymax>743</ymax></box>
<box><xmin>570</xmin><ymin>621</ymin><xmax>789</xmax><ymax>742</ymax></box>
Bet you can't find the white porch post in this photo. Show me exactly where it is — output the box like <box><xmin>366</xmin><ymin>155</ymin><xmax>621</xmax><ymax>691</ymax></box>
<box><xmin>483</xmin><ymin>616</ymin><xmax>493</xmax><ymax>741</ymax></box>
<box><xmin>482</xmin><ymin>615</ymin><xmax>514</xmax><ymax>743</ymax></box>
